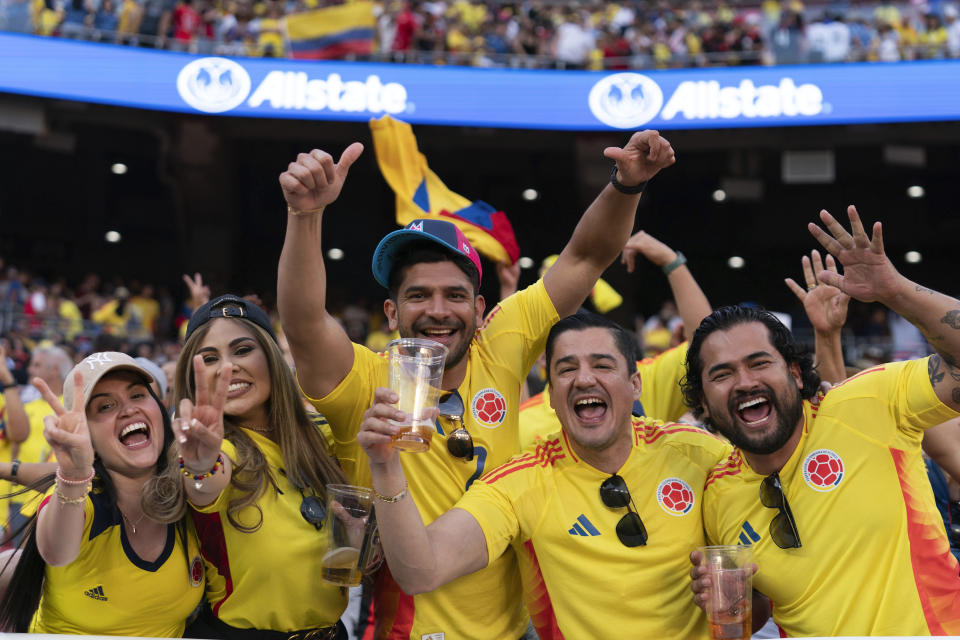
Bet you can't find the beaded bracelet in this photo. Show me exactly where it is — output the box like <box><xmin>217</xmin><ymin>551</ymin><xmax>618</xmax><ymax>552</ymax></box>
<box><xmin>179</xmin><ymin>453</ymin><xmax>224</xmax><ymax>482</ymax></box>
<box><xmin>56</xmin><ymin>466</ymin><xmax>95</xmax><ymax>486</ymax></box>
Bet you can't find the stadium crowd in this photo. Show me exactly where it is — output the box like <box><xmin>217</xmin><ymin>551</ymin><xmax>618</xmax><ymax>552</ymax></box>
<box><xmin>2</xmin><ymin>0</ymin><xmax>960</xmax><ymax>68</ymax></box>
<box><xmin>0</xmin><ymin>128</ymin><xmax>958</xmax><ymax>640</ymax></box>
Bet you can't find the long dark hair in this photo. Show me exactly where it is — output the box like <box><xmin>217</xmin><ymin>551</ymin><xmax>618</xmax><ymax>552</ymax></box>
<box><xmin>680</xmin><ymin>305</ymin><xmax>820</xmax><ymax>419</ymax></box>
<box><xmin>0</xmin><ymin>382</ymin><xmax>184</xmax><ymax>632</ymax></box>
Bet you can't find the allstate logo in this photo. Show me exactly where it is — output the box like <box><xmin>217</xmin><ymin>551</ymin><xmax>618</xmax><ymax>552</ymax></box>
<box><xmin>656</xmin><ymin>477</ymin><xmax>694</xmax><ymax>516</ymax></box>
<box><xmin>177</xmin><ymin>57</ymin><xmax>251</xmax><ymax>114</ymax></box>
<box><xmin>588</xmin><ymin>73</ymin><xmax>664</xmax><ymax>129</ymax></box>
<box><xmin>802</xmin><ymin>449</ymin><xmax>844</xmax><ymax>492</ymax></box>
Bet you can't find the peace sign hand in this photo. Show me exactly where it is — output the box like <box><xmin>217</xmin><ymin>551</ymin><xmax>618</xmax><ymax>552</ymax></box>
<box><xmin>175</xmin><ymin>356</ymin><xmax>230</xmax><ymax>474</ymax></box>
<box><xmin>35</xmin><ymin>371</ymin><xmax>95</xmax><ymax>479</ymax></box>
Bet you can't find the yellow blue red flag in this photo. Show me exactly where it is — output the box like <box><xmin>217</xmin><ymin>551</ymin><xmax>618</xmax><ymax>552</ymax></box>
<box><xmin>286</xmin><ymin>2</ymin><xmax>375</xmax><ymax>60</ymax></box>
<box><xmin>370</xmin><ymin>115</ymin><xmax>521</xmax><ymax>265</ymax></box>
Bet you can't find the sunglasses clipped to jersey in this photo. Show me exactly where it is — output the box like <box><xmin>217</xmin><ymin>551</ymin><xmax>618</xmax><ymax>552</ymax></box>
<box><xmin>437</xmin><ymin>390</ymin><xmax>476</xmax><ymax>461</ymax></box>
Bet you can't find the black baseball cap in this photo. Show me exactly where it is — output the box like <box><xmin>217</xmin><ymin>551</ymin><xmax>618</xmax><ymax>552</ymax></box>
<box><xmin>186</xmin><ymin>294</ymin><xmax>277</xmax><ymax>342</ymax></box>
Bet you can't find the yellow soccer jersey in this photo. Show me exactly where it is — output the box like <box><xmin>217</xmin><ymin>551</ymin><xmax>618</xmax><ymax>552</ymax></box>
<box><xmin>19</xmin><ymin>397</ymin><xmax>55</xmax><ymax>465</ymax></box>
<box><xmin>703</xmin><ymin>358</ymin><xmax>960</xmax><ymax>636</ymax></box>
<box><xmin>458</xmin><ymin>417</ymin><xmax>729</xmax><ymax>639</ymax></box>
<box><xmin>191</xmin><ymin>428</ymin><xmax>348</xmax><ymax>632</ymax></box>
<box><xmin>0</xmin><ymin>395</ymin><xmax>11</xmax><ymax>502</ymax></box>
<box><xmin>31</xmin><ymin>488</ymin><xmax>203</xmax><ymax>636</ymax></box>
<box><xmin>308</xmin><ymin>279</ymin><xmax>558</xmax><ymax>640</ymax></box>
<box><xmin>13</xmin><ymin>397</ymin><xmax>56</xmax><ymax>509</ymax></box>
<box><xmin>518</xmin><ymin>342</ymin><xmax>690</xmax><ymax>449</ymax></box>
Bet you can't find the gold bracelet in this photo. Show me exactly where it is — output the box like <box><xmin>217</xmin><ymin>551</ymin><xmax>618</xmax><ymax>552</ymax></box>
<box><xmin>287</xmin><ymin>205</ymin><xmax>325</xmax><ymax>217</ymax></box>
<box><xmin>55</xmin><ymin>484</ymin><xmax>89</xmax><ymax>506</ymax></box>
<box><xmin>373</xmin><ymin>480</ymin><xmax>407</xmax><ymax>504</ymax></box>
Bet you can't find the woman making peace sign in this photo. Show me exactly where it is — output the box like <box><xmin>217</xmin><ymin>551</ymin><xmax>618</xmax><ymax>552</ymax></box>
<box><xmin>172</xmin><ymin>295</ymin><xmax>354</xmax><ymax>640</ymax></box>
<box><xmin>0</xmin><ymin>352</ymin><xmax>204</xmax><ymax>635</ymax></box>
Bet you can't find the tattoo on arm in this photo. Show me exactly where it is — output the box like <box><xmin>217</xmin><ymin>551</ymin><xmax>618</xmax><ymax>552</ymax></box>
<box><xmin>949</xmin><ymin>362</ymin><xmax>960</xmax><ymax>383</ymax></box>
<box><xmin>953</xmin><ymin>388</ymin><xmax>960</xmax><ymax>405</ymax></box>
<box><xmin>941</xmin><ymin>310</ymin><xmax>960</xmax><ymax>330</ymax></box>
<box><xmin>916</xmin><ymin>285</ymin><xmax>936</xmax><ymax>295</ymax></box>
<box><xmin>929</xmin><ymin>355</ymin><xmax>945</xmax><ymax>385</ymax></box>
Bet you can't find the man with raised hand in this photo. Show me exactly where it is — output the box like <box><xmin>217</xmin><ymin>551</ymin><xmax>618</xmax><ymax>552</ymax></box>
<box><xmin>519</xmin><ymin>229</ymin><xmax>712</xmax><ymax>448</ymax></box>
<box><xmin>688</xmin><ymin>206</ymin><xmax>960</xmax><ymax>636</ymax></box>
<box><xmin>278</xmin><ymin>132</ymin><xmax>675</xmax><ymax>639</ymax></box>
<box><xmin>359</xmin><ymin>311</ymin><xmax>729</xmax><ymax>639</ymax></box>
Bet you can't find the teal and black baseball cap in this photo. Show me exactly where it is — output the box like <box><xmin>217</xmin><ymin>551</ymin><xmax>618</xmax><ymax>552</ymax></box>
<box><xmin>371</xmin><ymin>219</ymin><xmax>482</xmax><ymax>289</ymax></box>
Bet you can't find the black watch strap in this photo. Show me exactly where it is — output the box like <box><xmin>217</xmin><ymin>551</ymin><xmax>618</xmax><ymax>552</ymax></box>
<box><xmin>610</xmin><ymin>165</ymin><xmax>647</xmax><ymax>194</ymax></box>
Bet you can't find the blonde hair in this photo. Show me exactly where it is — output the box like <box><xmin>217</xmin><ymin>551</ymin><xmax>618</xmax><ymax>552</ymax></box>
<box><xmin>171</xmin><ymin>317</ymin><xmax>347</xmax><ymax>532</ymax></box>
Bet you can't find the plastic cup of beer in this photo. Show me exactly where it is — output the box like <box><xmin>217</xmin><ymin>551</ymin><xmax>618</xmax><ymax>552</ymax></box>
<box><xmin>321</xmin><ymin>485</ymin><xmax>378</xmax><ymax>587</ymax></box>
<box><xmin>698</xmin><ymin>545</ymin><xmax>753</xmax><ymax>640</ymax></box>
<box><xmin>386</xmin><ymin>338</ymin><xmax>447</xmax><ymax>453</ymax></box>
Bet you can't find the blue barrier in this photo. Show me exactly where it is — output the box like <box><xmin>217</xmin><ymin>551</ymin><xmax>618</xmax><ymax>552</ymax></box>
<box><xmin>2</xmin><ymin>32</ymin><xmax>960</xmax><ymax>130</ymax></box>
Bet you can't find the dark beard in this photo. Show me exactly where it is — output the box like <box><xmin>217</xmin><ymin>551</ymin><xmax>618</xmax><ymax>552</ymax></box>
<box><xmin>705</xmin><ymin>383</ymin><xmax>804</xmax><ymax>455</ymax></box>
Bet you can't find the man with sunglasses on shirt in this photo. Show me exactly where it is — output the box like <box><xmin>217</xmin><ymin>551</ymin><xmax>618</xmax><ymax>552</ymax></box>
<box><xmin>688</xmin><ymin>206</ymin><xmax>960</xmax><ymax>636</ymax></box>
<box><xmin>358</xmin><ymin>310</ymin><xmax>731</xmax><ymax>639</ymax></box>
<box><xmin>278</xmin><ymin>132</ymin><xmax>676</xmax><ymax>639</ymax></box>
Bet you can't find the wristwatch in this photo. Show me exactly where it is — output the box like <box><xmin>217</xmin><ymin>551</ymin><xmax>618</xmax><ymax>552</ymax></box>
<box><xmin>610</xmin><ymin>165</ymin><xmax>647</xmax><ymax>194</ymax></box>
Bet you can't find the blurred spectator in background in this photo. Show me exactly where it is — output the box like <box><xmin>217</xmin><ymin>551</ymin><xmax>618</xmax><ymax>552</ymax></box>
<box><xmin>129</xmin><ymin>284</ymin><xmax>160</xmax><ymax>338</ymax></box>
<box><xmin>92</xmin><ymin>286</ymin><xmax>139</xmax><ymax>337</ymax></box>
<box><xmin>948</xmin><ymin>5</ymin><xmax>960</xmax><ymax>57</ymax></box>
<box><xmin>170</xmin><ymin>0</ymin><xmax>200</xmax><ymax>50</ymax></box>
<box><xmin>807</xmin><ymin>12</ymin><xmax>851</xmax><ymax>62</ymax></box>
<box><xmin>59</xmin><ymin>0</ymin><xmax>92</xmax><ymax>38</ymax></box>
<box><xmin>553</xmin><ymin>6</ymin><xmax>594</xmax><ymax>68</ymax></box>
<box><xmin>92</xmin><ymin>0</ymin><xmax>120</xmax><ymax>40</ymax></box>
<box><xmin>115</xmin><ymin>0</ymin><xmax>141</xmax><ymax>43</ymax></box>
<box><xmin>137</xmin><ymin>0</ymin><xmax>175</xmax><ymax>47</ymax></box>
<box><xmin>252</xmin><ymin>0</ymin><xmax>284</xmax><ymax>56</ymax></box>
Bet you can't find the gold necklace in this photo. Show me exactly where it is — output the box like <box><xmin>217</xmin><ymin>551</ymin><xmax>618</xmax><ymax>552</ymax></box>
<box><xmin>119</xmin><ymin>508</ymin><xmax>146</xmax><ymax>534</ymax></box>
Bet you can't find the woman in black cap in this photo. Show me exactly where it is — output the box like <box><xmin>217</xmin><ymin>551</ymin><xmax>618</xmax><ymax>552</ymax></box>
<box><xmin>170</xmin><ymin>295</ymin><xmax>355</xmax><ymax>640</ymax></box>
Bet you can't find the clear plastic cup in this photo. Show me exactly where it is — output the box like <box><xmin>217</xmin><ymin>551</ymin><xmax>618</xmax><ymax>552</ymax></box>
<box><xmin>320</xmin><ymin>485</ymin><xmax>378</xmax><ymax>587</ymax></box>
<box><xmin>386</xmin><ymin>338</ymin><xmax>447</xmax><ymax>453</ymax></box>
<box><xmin>698</xmin><ymin>545</ymin><xmax>753</xmax><ymax>640</ymax></box>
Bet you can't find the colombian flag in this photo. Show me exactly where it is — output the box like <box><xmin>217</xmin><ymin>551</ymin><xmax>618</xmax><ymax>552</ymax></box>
<box><xmin>370</xmin><ymin>115</ymin><xmax>521</xmax><ymax>265</ymax></box>
<box><xmin>286</xmin><ymin>2</ymin><xmax>375</xmax><ymax>60</ymax></box>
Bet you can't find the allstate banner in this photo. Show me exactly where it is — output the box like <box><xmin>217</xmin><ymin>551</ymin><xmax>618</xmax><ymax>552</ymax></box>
<box><xmin>2</xmin><ymin>32</ymin><xmax>960</xmax><ymax>130</ymax></box>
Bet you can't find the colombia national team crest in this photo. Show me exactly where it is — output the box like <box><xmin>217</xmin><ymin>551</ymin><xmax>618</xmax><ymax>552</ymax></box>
<box><xmin>802</xmin><ymin>449</ymin><xmax>844</xmax><ymax>492</ymax></box>
<box><xmin>190</xmin><ymin>555</ymin><xmax>204</xmax><ymax>587</ymax></box>
<box><xmin>471</xmin><ymin>388</ymin><xmax>507</xmax><ymax>428</ymax></box>
<box><xmin>656</xmin><ymin>478</ymin><xmax>694</xmax><ymax>516</ymax></box>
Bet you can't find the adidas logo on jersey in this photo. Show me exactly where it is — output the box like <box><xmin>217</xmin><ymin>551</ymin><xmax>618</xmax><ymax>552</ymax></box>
<box><xmin>738</xmin><ymin>520</ymin><xmax>761</xmax><ymax>545</ymax></box>
<box><xmin>568</xmin><ymin>514</ymin><xmax>601</xmax><ymax>537</ymax></box>
<box><xmin>84</xmin><ymin>585</ymin><xmax>108</xmax><ymax>601</ymax></box>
